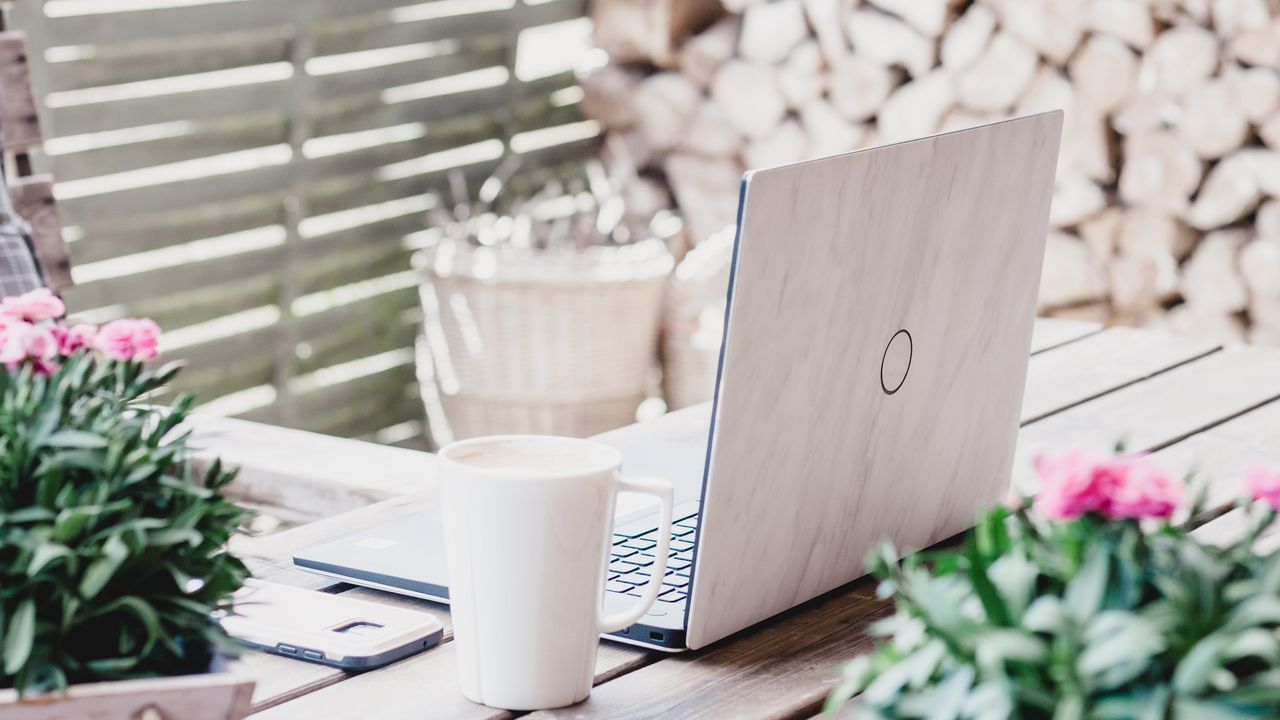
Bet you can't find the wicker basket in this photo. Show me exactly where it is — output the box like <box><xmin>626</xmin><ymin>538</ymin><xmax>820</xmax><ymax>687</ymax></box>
<box><xmin>661</xmin><ymin>226</ymin><xmax>735</xmax><ymax>409</ymax></box>
<box><xmin>416</xmin><ymin>238</ymin><xmax>674</xmax><ymax>443</ymax></box>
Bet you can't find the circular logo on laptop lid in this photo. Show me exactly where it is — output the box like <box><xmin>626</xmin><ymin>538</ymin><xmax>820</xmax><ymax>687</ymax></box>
<box><xmin>880</xmin><ymin>329</ymin><xmax>912</xmax><ymax>395</ymax></box>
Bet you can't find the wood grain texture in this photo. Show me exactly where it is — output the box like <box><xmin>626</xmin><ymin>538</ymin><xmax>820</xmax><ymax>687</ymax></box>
<box><xmin>1152</xmin><ymin>398</ymin><xmax>1280</xmax><ymax>509</ymax></box>
<box><xmin>688</xmin><ymin>113</ymin><xmax>1063</xmax><ymax>649</ymax></box>
<box><xmin>41</xmin><ymin>0</ymin><xmax>428</xmax><ymax>47</ymax></box>
<box><xmin>313</xmin><ymin>0</ymin><xmax>589</xmax><ymax>57</ymax></box>
<box><xmin>249</xmin><ymin>619</ymin><xmax>651</xmax><ymax>720</ymax></box>
<box><xmin>50</xmin><ymin>114</ymin><xmax>288</xmax><ymax>183</ymax></box>
<box><xmin>10</xmin><ymin>175</ymin><xmax>72</xmax><ymax>291</ymax></box>
<box><xmin>43</xmin><ymin>30</ymin><xmax>291</xmax><ymax>93</ymax></box>
<box><xmin>528</xmin><ymin>582</ymin><xmax>889</xmax><ymax>720</ymax></box>
<box><xmin>0</xmin><ymin>32</ymin><xmax>41</xmax><ymax>152</ymax></box>
<box><xmin>1014</xmin><ymin>347</ymin><xmax>1280</xmax><ymax>489</ymax></box>
<box><xmin>0</xmin><ymin>671</ymin><xmax>253</xmax><ymax>720</ymax></box>
<box><xmin>46</xmin><ymin>77</ymin><xmax>293</xmax><ymax>139</ymax></box>
<box><xmin>1020</xmin><ymin>326</ymin><xmax>1219</xmax><ymax>423</ymax></box>
<box><xmin>233</xmin><ymin>652</ymin><xmax>340</xmax><ymax>713</ymax></box>
<box><xmin>1028</xmin><ymin>317</ymin><xmax>1101</xmax><ymax>353</ymax></box>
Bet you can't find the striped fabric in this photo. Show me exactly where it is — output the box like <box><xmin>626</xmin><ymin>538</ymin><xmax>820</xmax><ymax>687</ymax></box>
<box><xmin>0</xmin><ymin>228</ymin><xmax>43</xmax><ymax>298</ymax></box>
<box><xmin>0</xmin><ymin>130</ymin><xmax>45</xmax><ymax>298</ymax></box>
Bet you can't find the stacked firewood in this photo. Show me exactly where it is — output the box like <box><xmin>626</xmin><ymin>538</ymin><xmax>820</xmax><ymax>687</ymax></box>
<box><xmin>585</xmin><ymin>0</ymin><xmax>1280</xmax><ymax>346</ymax></box>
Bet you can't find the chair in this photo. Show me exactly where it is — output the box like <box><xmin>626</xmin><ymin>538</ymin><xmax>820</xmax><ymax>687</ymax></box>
<box><xmin>0</xmin><ymin>25</ymin><xmax>70</xmax><ymax>297</ymax></box>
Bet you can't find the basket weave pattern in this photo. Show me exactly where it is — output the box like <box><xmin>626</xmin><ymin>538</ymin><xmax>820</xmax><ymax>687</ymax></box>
<box><xmin>418</xmin><ymin>240</ymin><xmax>673</xmax><ymax>442</ymax></box>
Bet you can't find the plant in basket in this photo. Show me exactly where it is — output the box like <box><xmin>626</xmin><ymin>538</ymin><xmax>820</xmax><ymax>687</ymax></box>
<box><xmin>0</xmin><ymin>289</ymin><xmax>250</xmax><ymax>695</ymax></box>
<box><xmin>825</xmin><ymin>449</ymin><xmax>1280</xmax><ymax>719</ymax></box>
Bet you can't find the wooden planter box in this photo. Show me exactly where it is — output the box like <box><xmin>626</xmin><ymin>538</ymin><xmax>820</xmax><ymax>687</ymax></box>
<box><xmin>0</xmin><ymin>671</ymin><xmax>253</xmax><ymax>720</ymax></box>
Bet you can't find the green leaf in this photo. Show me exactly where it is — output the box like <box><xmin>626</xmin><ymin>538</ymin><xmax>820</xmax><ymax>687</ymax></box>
<box><xmin>26</xmin><ymin>542</ymin><xmax>74</xmax><ymax>577</ymax></box>
<box><xmin>989</xmin><ymin>551</ymin><xmax>1038</xmax><ymax>620</ymax></box>
<box><xmin>113</xmin><ymin>597</ymin><xmax>177</xmax><ymax>655</ymax></box>
<box><xmin>79</xmin><ymin>534</ymin><xmax>130</xmax><ymax>599</ymax></box>
<box><xmin>84</xmin><ymin>657</ymin><xmax>139</xmax><ymax>674</ymax></box>
<box><xmin>102</xmin><ymin>533</ymin><xmax>129</xmax><ymax>562</ymax></box>
<box><xmin>966</xmin><ymin>539</ymin><xmax>1011</xmax><ymax>626</ymax></box>
<box><xmin>41</xmin><ymin>430</ymin><xmax>108</xmax><ymax>449</ymax></box>
<box><xmin>1023</xmin><ymin>596</ymin><xmax>1067</xmax><ymax>634</ymax></box>
<box><xmin>146</xmin><ymin>528</ymin><xmax>201</xmax><ymax>547</ymax></box>
<box><xmin>1226</xmin><ymin>681</ymin><xmax>1280</xmax><ymax>705</ymax></box>
<box><xmin>1138</xmin><ymin>686</ymin><xmax>1170</xmax><ymax>720</ymax></box>
<box><xmin>897</xmin><ymin>666</ymin><xmax>973</xmax><ymax>720</ymax></box>
<box><xmin>52</xmin><ymin>506</ymin><xmax>98</xmax><ymax>543</ymax></box>
<box><xmin>975</xmin><ymin>506</ymin><xmax>1011</xmax><ymax>559</ymax></box>
<box><xmin>975</xmin><ymin>629</ymin><xmax>1047</xmax><ymax>671</ymax></box>
<box><xmin>1225</xmin><ymin>596</ymin><xmax>1280</xmax><ymax>633</ymax></box>
<box><xmin>162</xmin><ymin>596</ymin><xmax>213</xmax><ymax>616</ymax></box>
<box><xmin>3</xmin><ymin>507</ymin><xmax>55</xmax><ymax>524</ymax></box>
<box><xmin>1171</xmin><ymin>697</ymin><xmax>1258</xmax><ymax>720</ymax></box>
<box><xmin>1065</xmin><ymin>543</ymin><xmax>1109</xmax><ymax>622</ymax></box>
<box><xmin>1052</xmin><ymin>694</ymin><xmax>1084</xmax><ymax>720</ymax></box>
<box><xmin>1174</xmin><ymin>634</ymin><xmax>1231</xmax><ymax>695</ymax></box>
<box><xmin>863</xmin><ymin>641</ymin><xmax>947</xmax><ymax>705</ymax></box>
<box><xmin>3</xmin><ymin>599</ymin><xmax>35</xmax><ymax>675</ymax></box>
<box><xmin>961</xmin><ymin>682</ymin><xmax>1013</xmax><ymax>720</ymax></box>
<box><xmin>1223</xmin><ymin>628</ymin><xmax>1280</xmax><ymax>665</ymax></box>
<box><xmin>1078</xmin><ymin>612</ymin><xmax>1165</xmax><ymax>690</ymax></box>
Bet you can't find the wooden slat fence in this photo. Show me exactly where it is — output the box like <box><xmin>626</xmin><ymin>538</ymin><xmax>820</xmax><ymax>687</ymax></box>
<box><xmin>6</xmin><ymin>0</ymin><xmax>597</xmax><ymax>447</ymax></box>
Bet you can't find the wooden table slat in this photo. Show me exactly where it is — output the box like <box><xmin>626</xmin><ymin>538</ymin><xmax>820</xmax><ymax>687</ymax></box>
<box><xmin>1028</xmin><ymin>317</ymin><xmax>1102</xmax><ymax>354</ymax></box>
<box><xmin>527</xmin><ymin>586</ymin><xmax>889</xmax><ymax>720</ymax></box>
<box><xmin>1014</xmin><ymin>346</ymin><xmax>1280</xmax><ymax>489</ymax></box>
<box><xmin>1020</xmin><ymin>326</ymin><xmax>1219</xmax><ymax>424</ymax></box>
<box><xmin>1152</xmin><ymin>398</ymin><xmax>1280</xmax><ymax>510</ymax></box>
<box><xmin>250</xmin><ymin>629</ymin><xmax>653</xmax><ymax>720</ymax></box>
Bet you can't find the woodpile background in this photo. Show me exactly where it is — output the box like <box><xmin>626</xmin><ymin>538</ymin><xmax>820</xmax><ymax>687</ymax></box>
<box><xmin>584</xmin><ymin>0</ymin><xmax>1280</xmax><ymax>347</ymax></box>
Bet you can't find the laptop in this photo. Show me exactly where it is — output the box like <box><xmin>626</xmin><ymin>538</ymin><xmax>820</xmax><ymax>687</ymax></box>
<box><xmin>294</xmin><ymin>112</ymin><xmax>1064</xmax><ymax>652</ymax></box>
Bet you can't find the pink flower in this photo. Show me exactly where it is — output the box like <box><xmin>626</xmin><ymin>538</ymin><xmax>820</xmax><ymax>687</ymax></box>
<box><xmin>52</xmin><ymin>323</ymin><xmax>97</xmax><ymax>355</ymax></box>
<box><xmin>94</xmin><ymin>318</ymin><xmax>160</xmax><ymax>361</ymax></box>
<box><xmin>1033</xmin><ymin>451</ymin><xmax>1111</xmax><ymax>520</ymax></box>
<box><xmin>1246</xmin><ymin>464</ymin><xmax>1280</xmax><ymax>511</ymax></box>
<box><xmin>0</xmin><ymin>288</ymin><xmax>65</xmax><ymax>322</ymax></box>
<box><xmin>0</xmin><ymin>320</ymin><xmax>58</xmax><ymax>370</ymax></box>
<box><xmin>1033</xmin><ymin>451</ymin><xmax>1182</xmax><ymax>521</ymax></box>
<box><xmin>30</xmin><ymin>358</ymin><xmax>59</xmax><ymax>376</ymax></box>
<box><xmin>1100</xmin><ymin>455</ymin><xmax>1183</xmax><ymax>520</ymax></box>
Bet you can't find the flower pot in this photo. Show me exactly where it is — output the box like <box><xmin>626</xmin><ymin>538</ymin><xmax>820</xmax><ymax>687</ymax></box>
<box><xmin>415</xmin><ymin>237</ymin><xmax>674</xmax><ymax>443</ymax></box>
<box><xmin>0</xmin><ymin>670</ymin><xmax>254</xmax><ymax>720</ymax></box>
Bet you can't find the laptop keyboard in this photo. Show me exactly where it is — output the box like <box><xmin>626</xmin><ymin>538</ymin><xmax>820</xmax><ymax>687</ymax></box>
<box><xmin>605</xmin><ymin>509</ymin><xmax>699</xmax><ymax>605</ymax></box>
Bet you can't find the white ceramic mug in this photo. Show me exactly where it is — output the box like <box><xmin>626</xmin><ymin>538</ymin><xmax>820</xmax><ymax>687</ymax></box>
<box><xmin>438</xmin><ymin>435</ymin><xmax>674</xmax><ymax>710</ymax></box>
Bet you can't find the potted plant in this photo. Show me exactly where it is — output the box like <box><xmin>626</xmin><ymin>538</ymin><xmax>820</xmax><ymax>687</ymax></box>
<box><xmin>824</xmin><ymin>451</ymin><xmax>1280</xmax><ymax>719</ymax></box>
<box><xmin>0</xmin><ymin>289</ymin><xmax>254</xmax><ymax>719</ymax></box>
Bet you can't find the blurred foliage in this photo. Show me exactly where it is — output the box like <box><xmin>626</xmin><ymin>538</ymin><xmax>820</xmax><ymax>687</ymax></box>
<box><xmin>0</xmin><ymin>354</ymin><xmax>250</xmax><ymax>695</ymax></box>
<box><xmin>826</xmin><ymin>489</ymin><xmax>1280</xmax><ymax>719</ymax></box>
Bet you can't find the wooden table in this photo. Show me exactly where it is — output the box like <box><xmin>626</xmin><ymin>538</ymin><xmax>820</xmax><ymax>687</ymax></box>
<box><xmin>199</xmin><ymin>318</ymin><xmax>1280</xmax><ymax>719</ymax></box>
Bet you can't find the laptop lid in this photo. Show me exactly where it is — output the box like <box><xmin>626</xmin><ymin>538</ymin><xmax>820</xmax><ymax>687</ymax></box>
<box><xmin>684</xmin><ymin>113</ymin><xmax>1063</xmax><ymax>649</ymax></box>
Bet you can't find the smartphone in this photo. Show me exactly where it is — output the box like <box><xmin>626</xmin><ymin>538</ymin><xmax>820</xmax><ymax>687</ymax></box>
<box><xmin>218</xmin><ymin>579</ymin><xmax>444</xmax><ymax>671</ymax></box>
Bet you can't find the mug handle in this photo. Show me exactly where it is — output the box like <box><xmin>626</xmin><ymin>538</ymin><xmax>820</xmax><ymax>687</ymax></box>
<box><xmin>598</xmin><ymin>476</ymin><xmax>675</xmax><ymax>634</ymax></box>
